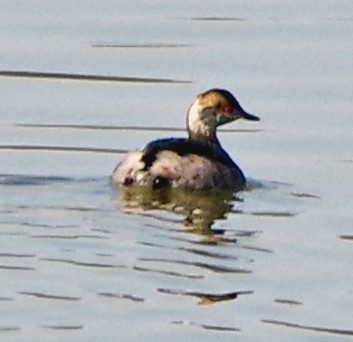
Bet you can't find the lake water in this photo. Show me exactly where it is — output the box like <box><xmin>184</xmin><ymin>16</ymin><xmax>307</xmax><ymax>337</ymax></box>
<box><xmin>1</xmin><ymin>1</ymin><xmax>353</xmax><ymax>341</ymax></box>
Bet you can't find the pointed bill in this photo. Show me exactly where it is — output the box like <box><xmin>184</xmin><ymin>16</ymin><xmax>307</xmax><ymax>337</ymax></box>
<box><xmin>241</xmin><ymin>111</ymin><xmax>260</xmax><ymax>121</ymax></box>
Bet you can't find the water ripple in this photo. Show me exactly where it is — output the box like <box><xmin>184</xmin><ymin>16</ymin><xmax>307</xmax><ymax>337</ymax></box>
<box><xmin>0</xmin><ymin>326</ymin><xmax>20</xmax><ymax>332</ymax></box>
<box><xmin>98</xmin><ymin>292</ymin><xmax>144</xmax><ymax>302</ymax></box>
<box><xmin>340</xmin><ymin>235</ymin><xmax>353</xmax><ymax>241</ymax></box>
<box><xmin>32</xmin><ymin>234</ymin><xmax>107</xmax><ymax>240</ymax></box>
<box><xmin>0</xmin><ymin>145</ymin><xmax>127</xmax><ymax>155</ymax></box>
<box><xmin>178</xmin><ymin>247</ymin><xmax>239</xmax><ymax>260</ymax></box>
<box><xmin>0</xmin><ymin>70</ymin><xmax>191</xmax><ymax>84</ymax></box>
<box><xmin>133</xmin><ymin>265</ymin><xmax>203</xmax><ymax>280</ymax></box>
<box><xmin>158</xmin><ymin>288</ymin><xmax>253</xmax><ymax>304</ymax></box>
<box><xmin>15</xmin><ymin>123</ymin><xmax>262</xmax><ymax>133</ymax></box>
<box><xmin>171</xmin><ymin>320</ymin><xmax>240</xmax><ymax>332</ymax></box>
<box><xmin>0</xmin><ymin>297</ymin><xmax>14</xmax><ymax>301</ymax></box>
<box><xmin>92</xmin><ymin>42</ymin><xmax>190</xmax><ymax>49</ymax></box>
<box><xmin>19</xmin><ymin>291</ymin><xmax>81</xmax><ymax>301</ymax></box>
<box><xmin>274</xmin><ymin>298</ymin><xmax>303</xmax><ymax>305</ymax></box>
<box><xmin>190</xmin><ymin>17</ymin><xmax>245</xmax><ymax>22</ymax></box>
<box><xmin>0</xmin><ymin>253</ymin><xmax>35</xmax><ymax>258</ymax></box>
<box><xmin>249</xmin><ymin>211</ymin><xmax>298</xmax><ymax>218</ymax></box>
<box><xmin>0</xmin><ymin>265</ymin><xmax>34</xmax><ymax>271</ymax></box>
<box><xmin>137</xmin><ymin>241</ymin><xmax>239</xmax><ymax>260</ymax></box>
<box><xmin>139</xmin><ymin>257</ymin><xmax>251</xmax><ymax>274</ymax></box>
<box><xmin>262</xmin><ymin>319</ymin><xmax>353</xmax><ymax>337</ymax></box>
<box><xmin>42</xmin><ymin>325</ymin><xmax>83</xmax><ymax>330</ymax></box>
<box><xmin>41</xmin><ymin>258</ymin><xmax>125</xmax><ymax>269</ymax></box>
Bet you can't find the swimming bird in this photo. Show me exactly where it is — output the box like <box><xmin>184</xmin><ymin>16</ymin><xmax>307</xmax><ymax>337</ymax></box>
<box><xmin>112</xmin><ymin>89</ymin><xmax>259</xmax><ymax>191</ymax></box>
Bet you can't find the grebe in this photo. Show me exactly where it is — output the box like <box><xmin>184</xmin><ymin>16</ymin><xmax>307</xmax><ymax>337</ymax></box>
<box><xmin>112</xmin><ymin>89</ymin><xmax>259</xmax><ymax>191</ymax></box>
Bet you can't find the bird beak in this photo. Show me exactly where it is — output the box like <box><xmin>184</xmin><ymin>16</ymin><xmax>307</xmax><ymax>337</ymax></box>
<box><xmin>240</xmin><ymin>111</ymin><xmax>260</xmax><ymax>121</ymax></box>
<box><xmin>218</xmin><ymin>107</ymin><xmax>260</xmax><ymax>126</ymax></box>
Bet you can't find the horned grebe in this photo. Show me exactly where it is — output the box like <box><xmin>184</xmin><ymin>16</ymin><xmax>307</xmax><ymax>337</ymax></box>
<box><xmin>112</xmin><ymin>89</ymin><xmax>259</xmax><ymax>191</ymax></box>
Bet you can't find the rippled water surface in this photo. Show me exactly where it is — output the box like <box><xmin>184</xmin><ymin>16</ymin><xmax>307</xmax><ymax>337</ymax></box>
<box><xmin>1</xmin><ymin>1</ymin><xmax>353</xmax><ymax>341</ymax></box>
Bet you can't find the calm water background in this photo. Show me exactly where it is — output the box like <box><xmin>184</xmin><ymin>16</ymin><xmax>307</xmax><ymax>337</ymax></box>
<box><xmin>1</xmin><ymin>1</ymin><xmax>353</xmax><ymax>341</ymax></box>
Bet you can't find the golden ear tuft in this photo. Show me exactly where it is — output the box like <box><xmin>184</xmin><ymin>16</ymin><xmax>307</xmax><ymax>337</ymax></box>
<box><xmin>198</xmin><ymin>91</ymin><xmax>229</xmax><ymax>109</ymax></box>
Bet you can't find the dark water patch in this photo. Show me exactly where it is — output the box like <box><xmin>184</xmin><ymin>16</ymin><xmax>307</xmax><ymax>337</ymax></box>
<box><xmin>0</xmin><ymin>265</ymin><xmax>34</xmax><ymax>271</ymax></box>
<box><xmin>133</xmin><ymin>265</ymin><xmax>203</xmax><ymax>280</ymax></box>
<box><xmin>19</xmin><ymin>291</ymin><xmax>81</xmax><ymax>301</ymax></box>
<box><xmin>158</xmin><ymin>288</ymin><xmax>253</xmax><ymax>304</ymax></box>
<box><xmin>172</xmin><ymin>320</ymin><xmax>240</xmax><ymax>332</ymax></box>
<box><xmin>274</xmin><ymin>298</ymin><xmax>303</xmax><ymax>305</ymax></box>
<box><xmin>0</xmin><ymin>145</ymin><xmax>127</xmax><ymax>155</ymax></box>
<box><xmin>92</xmin><ymin>42</ymin><xmax>190</xmax><ymax>48</ymax></box>
<box><xmin>98</xmin><ymin>292</ymin><xmax>144</xmax><ymax>302</ymax></box>
<box><xmin>139</xmin><ymin>257</ymin><xmax>251</xmax><ymax>274</ymax></box>
<box><xmin>209</xmin><ymin>228</ymin><xmax>226</xmax><ymax>235</ymax></box>
<box><xmin>42</xmin><ymin>325</ymin><xmax>83</xmax><ymax>330</ymax></box>
<box><xmin>41</xmin><ymin>258</ymin><xmax>125</xmax><ymax>269</ymax></box>
<box><xmin>262</xmin><ymin>319</ymin><xmax>353</xmax><ymax>337</ymax></box>
<box><xmin>0</xmin><ymin>70</ymin><xmax>191</xmax><ymax>84</ymax></box>
<box><xmin>0</xmin><ymin>296</ymin><xmax>14</xmax><ymax>301</ymax></box>
<box><xmin>290</xmin><ymin>192</ymin><xmax>321</xmax><ymax>199</ymax></box>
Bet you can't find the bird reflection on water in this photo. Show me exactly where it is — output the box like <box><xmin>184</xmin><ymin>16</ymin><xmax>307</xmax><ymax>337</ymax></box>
<box><xmin>115</xmin><ymin>185</ymin><xmax>241</xmax><ymax>237</ymax></box>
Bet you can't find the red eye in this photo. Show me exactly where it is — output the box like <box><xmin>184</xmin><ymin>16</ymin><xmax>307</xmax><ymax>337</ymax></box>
<box><xmin>221</xmin><ymin>105</ymin><xmax>232</xmax><ymax>113</ymax></box>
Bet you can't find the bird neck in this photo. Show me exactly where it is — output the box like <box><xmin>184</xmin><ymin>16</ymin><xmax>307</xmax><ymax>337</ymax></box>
<box><xmin>186</xmin><ymin>102</ymin><xmax>219</xmax><ymax>145</ymax></box>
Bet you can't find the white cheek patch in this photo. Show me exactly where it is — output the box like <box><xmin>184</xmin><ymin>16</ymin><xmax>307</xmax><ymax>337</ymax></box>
<box><xmin>187</xmin><ymin>101</ymin><xmax>201</xmax><ymax>132</ymax></box>
<box><xmin>187</xmin><ymin>101</ymin><xmax>215</xmax><ymax>137</ymax></box>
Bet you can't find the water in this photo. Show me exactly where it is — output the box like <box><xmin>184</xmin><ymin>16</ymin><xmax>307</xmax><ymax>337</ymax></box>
<box><xmin>1</xmin><ymin>1</ymin><xmax>353</xmax><ymax>341</ymax></box>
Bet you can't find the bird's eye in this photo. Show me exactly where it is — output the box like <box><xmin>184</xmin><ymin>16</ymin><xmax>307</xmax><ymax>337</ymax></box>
<box><xmin>221</xmin><ymin>105</ymin><xmax>232</xmax><ymax>113</ymax></box>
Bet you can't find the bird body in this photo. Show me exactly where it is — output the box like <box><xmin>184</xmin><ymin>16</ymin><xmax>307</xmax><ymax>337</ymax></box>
<box><xmin>112</xmin><ymin>89</ymin><xmax>259</xmax><ymax>191</ymax></box>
